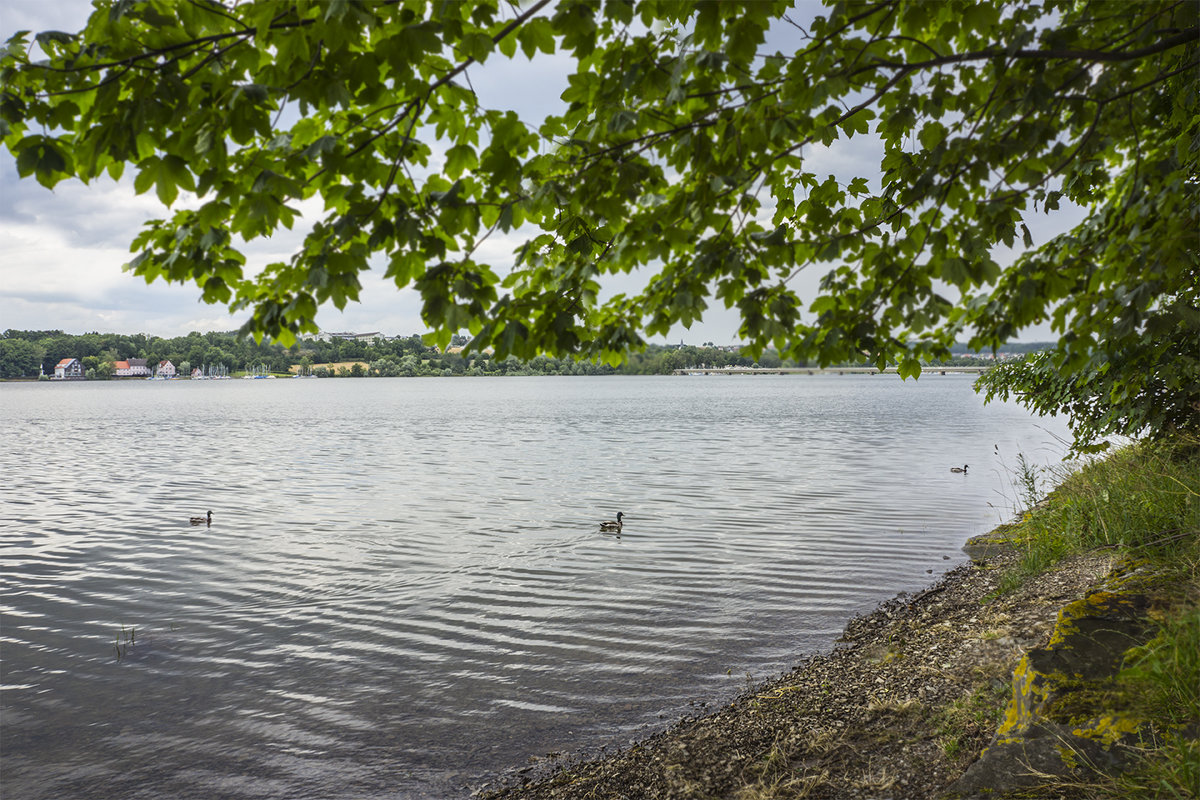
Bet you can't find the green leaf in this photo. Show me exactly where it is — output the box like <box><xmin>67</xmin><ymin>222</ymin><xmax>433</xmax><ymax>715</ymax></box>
<box><xmin>518</xmin><ymin>17</ymin><xmax>556</xmax><ymax>59</ymax></box>
<box><xmin>918</xmin><ymin>121</ymin><xmax>946</xmax><ymax>150</ymax></box>
<box><xmin>324</xmin><ymin>0</ymin><xmax>349</xmax><ymax>22</ymax></box>
<box><xmin>461</xmin><ymin>32</ymin><xmax>494</xmax><ymax>62</ymax></box>
<box><xmin>14</xmin><ymin>136</ymin><xmax>74</xmax><ymax>188</ymax></box>
<box><xmin>444</xmin><ymin>144</ymin><xmax>477</xmax><ymax>178</ymax></box>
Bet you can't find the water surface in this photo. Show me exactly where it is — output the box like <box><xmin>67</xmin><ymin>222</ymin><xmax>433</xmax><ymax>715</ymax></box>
<box><xmin>0</xmin><ymin>375</ymin><xmax>1069</xmax><ymax>798</ymax></box>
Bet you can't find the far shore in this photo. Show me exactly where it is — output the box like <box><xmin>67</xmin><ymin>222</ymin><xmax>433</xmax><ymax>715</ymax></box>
<box><xmin>3</xmin><ymin>366</ymin><xmax>993</xmax><ymax>382</ymax></box>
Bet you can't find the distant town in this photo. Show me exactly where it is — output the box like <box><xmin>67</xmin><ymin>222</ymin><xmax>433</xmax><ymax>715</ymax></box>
<box><xmin>1</xmin><ymin>328</ymin><xmax>1044</xmax><ymax>381</ymax></box>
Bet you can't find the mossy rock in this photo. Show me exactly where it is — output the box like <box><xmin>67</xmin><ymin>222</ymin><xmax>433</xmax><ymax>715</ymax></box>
<box><xmin>944</xmin><ymin>563</ymin><xmax>1159</xmax><ymax>798</ymax></box>
<box><xmin>962</xmin><ymin>526</ymin><xmax>1025</xmax><ymax>562</ymax></box>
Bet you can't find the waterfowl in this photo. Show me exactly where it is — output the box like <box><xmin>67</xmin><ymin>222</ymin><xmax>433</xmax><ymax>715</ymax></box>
<box><xmin>950</xmin><ymin>465</ymin><xmax>968</xmax><ymax>473</ymax></box>
<box><xmin>190</xmin><ymin>510</ymin><xmax>213</xmax><ymax>525</ymax></box>
<box><xmin>599</xmin><ymin>512</ymin><xmax>624</xmax><ymax>531</ymax></box>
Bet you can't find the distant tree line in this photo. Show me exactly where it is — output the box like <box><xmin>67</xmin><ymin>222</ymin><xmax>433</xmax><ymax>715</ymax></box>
<box><xmin>0</xmin><ymin>329</ymin><xmax>772</xmax><ymax>379</ymax></box>
<box><xmin>0</xmin><ymin>329</ymin><xmax>1047</xmax><ymax>380</ymax></box>
<box><xmin>0</xmin><ymin>329</ymin><xmax>291</xmax><ymax>379</ymax></box>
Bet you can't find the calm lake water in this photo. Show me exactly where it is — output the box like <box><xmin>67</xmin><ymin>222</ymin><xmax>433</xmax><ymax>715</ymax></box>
<box><xmin>1</xmin><ymin>375</ymin><xmax>1070</xmax><ymax>799</ymax></box>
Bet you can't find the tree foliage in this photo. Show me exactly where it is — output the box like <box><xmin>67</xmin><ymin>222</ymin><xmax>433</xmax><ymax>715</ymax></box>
<box><xmin>0</xmin><ymin>337</ymin><xmax>46</xmax><ymax>378</ymax></box>
<box><xmin>978</xmin><ymin>273</ymin><xmax>1200</xmax><ymax>452</ymax></box>
<box><xmin>2</xmin><ymin>1</ymin><xmax>1196</xmax><ymax>442</ymax></box>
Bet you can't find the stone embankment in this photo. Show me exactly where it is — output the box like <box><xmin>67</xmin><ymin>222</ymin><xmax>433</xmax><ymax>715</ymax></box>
<box><xmin>481</xmin><ymin>531</ymin><xmax>1173</xmax><ymax>799</ymax></box>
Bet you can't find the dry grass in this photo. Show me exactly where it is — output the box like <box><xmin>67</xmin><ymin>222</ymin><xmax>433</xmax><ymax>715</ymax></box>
<box><xmin>733</xmin><ymin>729</ymin><xmax>844</xmax><ymax>800</ymax></box>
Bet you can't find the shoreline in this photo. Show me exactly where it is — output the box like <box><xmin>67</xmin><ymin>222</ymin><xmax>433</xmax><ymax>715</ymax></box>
<box><xmin>478</xmin><ymin>539</ymin><xmax>1118</xmax><ymax>799</ymax></box>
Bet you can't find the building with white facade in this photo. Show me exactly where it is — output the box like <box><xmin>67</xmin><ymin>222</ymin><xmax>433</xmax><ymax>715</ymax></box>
<box><xmin>53</xmin><ymin>358</ymin><xmax>83</xmax><ymax>380</ymax></box>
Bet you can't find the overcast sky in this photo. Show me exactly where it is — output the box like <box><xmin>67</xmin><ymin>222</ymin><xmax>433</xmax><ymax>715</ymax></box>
<box><xmin>0</xmin><ymin>1</ymin><xmax>1066</xmax><ymax>344</ymax></box>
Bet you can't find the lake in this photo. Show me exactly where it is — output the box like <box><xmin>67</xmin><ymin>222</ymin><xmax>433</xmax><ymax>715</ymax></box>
<box><xmin>0</xmin><ymin>375</ymin><xmax>1069</xmax><ymax>799</ymax></box>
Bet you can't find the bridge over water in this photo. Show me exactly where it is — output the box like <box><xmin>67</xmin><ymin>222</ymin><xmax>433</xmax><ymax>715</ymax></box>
<box><xmin>671</xmin><ymin>366</ymin><xmax>990</xmax><ymax>376</ymax></box>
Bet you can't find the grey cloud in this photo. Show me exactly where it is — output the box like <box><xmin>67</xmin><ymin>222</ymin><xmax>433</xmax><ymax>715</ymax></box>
<box><xmin>0</xmin><ymin>170</ymin><xmax>158</xmax><ymax>250</ymax></box>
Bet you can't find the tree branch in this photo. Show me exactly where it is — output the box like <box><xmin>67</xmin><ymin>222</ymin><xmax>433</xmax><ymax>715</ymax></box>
<box><xmin>863</xmin><ymin>24</ymin><xmax>1198</xmax><ymax>72</ymax></box>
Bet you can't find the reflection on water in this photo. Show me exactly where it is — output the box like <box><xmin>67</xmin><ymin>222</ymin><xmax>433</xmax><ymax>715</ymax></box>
<box><xmin>0</xmin><ymin>375</ymin><xmax>1068</xmax><ymax>799</ymax></box>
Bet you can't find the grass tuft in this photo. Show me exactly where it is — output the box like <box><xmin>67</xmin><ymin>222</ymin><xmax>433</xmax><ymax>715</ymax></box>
<box><xmin>993</xmin><ymin>439</ymin><xmax>1200</xmax><ymax>597</ymax></box>
<box><xmin>1099</xmin><ymin>600</ymin><xmax>1200</xmax><ymax>799</ymax></box>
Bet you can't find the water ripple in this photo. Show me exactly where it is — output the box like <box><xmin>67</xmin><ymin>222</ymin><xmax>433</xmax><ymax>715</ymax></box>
<box><xmin>0</xmin><ymin>375</ymin><xmax>1069</xmax><ymax>799</ymax></box>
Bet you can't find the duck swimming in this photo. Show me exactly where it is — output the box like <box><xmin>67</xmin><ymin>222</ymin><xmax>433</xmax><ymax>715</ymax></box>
<box><xmin>600</xmin><ymin>512</ymin><xmax>624</xmax><ymax>531</ymax></box>
<box><xmin>190</xmin><ymin>510</ymin><xmax>213</xmax><ymax>525</ymax></box>
<box><xmin>950</xmin><ymin>465</ymin><xmax>968</xmax><ymax>473</ymax></box>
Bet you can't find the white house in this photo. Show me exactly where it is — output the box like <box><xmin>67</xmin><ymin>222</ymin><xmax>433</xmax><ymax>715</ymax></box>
<box><xmin>156</xmin><ymin>360</ymin><xmax>177</xmax><ymax>378</ymax></box>
<box><xmin>311</xmin><ymin>330</ymin><xmax>355</xmax><ymax>342</ymax></box>
<box><xmin>309</xmin><ymin>330</ymin><xmax>386</xmax><ymax>343</ymax></box>
<box><xmin>53</xmin><ymin>358</ymin><xmax>83</xmax><ymax>380</ymax></box>
<box><xmin>126</xmin><ymin>358</ymin><xmax>151</xmax><ymax>377</ymax></box>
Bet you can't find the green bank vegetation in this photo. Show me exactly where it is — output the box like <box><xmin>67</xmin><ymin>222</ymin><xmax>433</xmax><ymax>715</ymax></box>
<box><xmin>992</xmin><ymin>440</ymin><xmax>1200</xmax><ymax>798</ymax></box>
<box><xmin>0</xmin><ymin>328</ymin><xmax>1030</xmax><ymax>380</ymax></box>
<box><xmin>0</xmin><ymin>328</ymin><xmax>772</xmax><ymax>378</ymax></box>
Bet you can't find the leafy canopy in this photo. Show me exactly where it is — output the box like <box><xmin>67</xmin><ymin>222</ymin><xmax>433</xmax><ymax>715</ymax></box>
<box><xmin>2</xmin><ymin>0</ymin><xmax>1197</xmax><ymax>443</ymax></box>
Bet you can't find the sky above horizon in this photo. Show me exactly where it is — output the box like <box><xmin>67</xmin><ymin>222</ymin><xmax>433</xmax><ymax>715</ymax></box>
<box><xmin>1</xmin><ymin>1</ymin><xmax>1069</xmax><ymax>344</ymax></box>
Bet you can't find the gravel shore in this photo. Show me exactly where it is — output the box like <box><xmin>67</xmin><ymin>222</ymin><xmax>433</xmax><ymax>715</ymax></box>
<box><xmin>479</xmin><ymin>543</ymin><xmax>1114</xmax><ymax>799</ymax></box>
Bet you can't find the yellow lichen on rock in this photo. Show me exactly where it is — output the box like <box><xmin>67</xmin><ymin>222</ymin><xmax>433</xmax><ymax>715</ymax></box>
<box><xmin>994</xmin><ymin>655</ymin><xmax>1051</xmax><ymax>744</ymax></box>
<box><xmin>951</xmin><ymin>559</ymin><xmax>1163</xmax><ymax>797</ymax></box>
<box><xmin>1047</xmin><ymin>586</ymin><xmax>1147</xmax><ymax>648</ymax></box>
<box><xmin>1056</xmin><ymin>743</ymin><xmax>1080</xmax><ymax>771</ymax></box>
<box><xmin>1072</xmin><ymin>713</ymin><xmax>1147</xmax><ymax>748</ymax></box>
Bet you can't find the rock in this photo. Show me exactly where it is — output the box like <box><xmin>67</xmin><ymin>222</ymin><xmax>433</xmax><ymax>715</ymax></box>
<box><xmin>945</xmin><ymin>723</ymin><xmax>1123</xmax><ymax>798</ymax></box>
<box><xmin>945</xmin><ymin>562</ymin><xmax>1157</xmax><ymax>799</ymax></box>
<box><xmin>962</xmin><ymin>526</ymin><xmax>1022</xmax><ymax>562</ymax></box>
